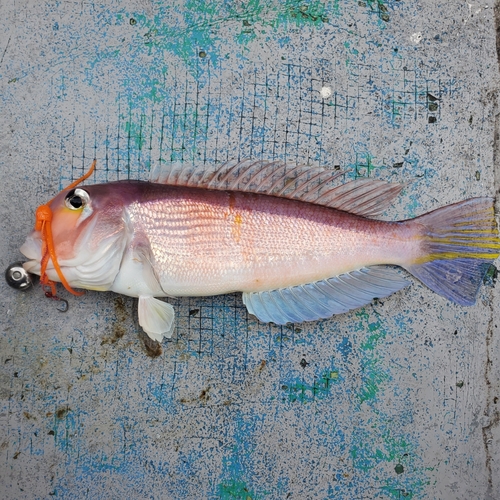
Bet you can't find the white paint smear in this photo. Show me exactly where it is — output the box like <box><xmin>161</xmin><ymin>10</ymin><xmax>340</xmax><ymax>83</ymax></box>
<box><xmin>410</xmin><ymin>32</ymin><xmax>423</xmax><ymax>44</ymax></box>
<box><xmin>320</xmin><ymin>86</ymin><xmax>332</xmax><ymax>99</ymax></box>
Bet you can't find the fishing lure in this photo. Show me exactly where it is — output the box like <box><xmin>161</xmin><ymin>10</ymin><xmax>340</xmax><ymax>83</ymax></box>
<box><xmin>20</xmin><ymin>159</ymin><xmax>500</xmax><ymax>341</ymax></box>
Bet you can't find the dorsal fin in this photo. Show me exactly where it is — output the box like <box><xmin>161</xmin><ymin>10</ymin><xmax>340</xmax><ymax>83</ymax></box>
<box><xmin>149</xmin><ymin>159</ymin><xmax>404</xmax><ymax>217</ymax></box>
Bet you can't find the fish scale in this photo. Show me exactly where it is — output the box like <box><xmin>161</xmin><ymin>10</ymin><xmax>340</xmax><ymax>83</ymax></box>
<box><xmin>126</xmin><ymin>186</ymin><xmax>414</xmax><ymax>297</ymax></box>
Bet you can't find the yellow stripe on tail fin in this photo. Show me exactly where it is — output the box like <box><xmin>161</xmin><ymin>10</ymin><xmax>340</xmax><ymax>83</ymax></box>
<box><xmin>405</xmin><ymin>198</ymin><xmax>500</xmax><ymax>305</ymax></box>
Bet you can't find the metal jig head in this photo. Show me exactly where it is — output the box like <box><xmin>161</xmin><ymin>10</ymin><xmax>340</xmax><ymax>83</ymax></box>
<box><xmin>6</xmin><ymin>261</ymin><xmax>68</xmax><ymax>312</ymax></box>
<box><xmin>5</xmin><ymin>262</ymin><xmax>33</xmax><ymax>291</ymax></box>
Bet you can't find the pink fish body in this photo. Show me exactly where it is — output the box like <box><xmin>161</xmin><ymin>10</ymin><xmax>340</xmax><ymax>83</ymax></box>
<box><xmin>21</xmin><ymin>160</ymin><xmax>500</xmax><ymax>341</ymax></box>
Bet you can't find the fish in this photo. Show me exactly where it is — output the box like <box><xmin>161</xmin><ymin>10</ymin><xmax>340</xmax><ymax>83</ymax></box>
<box><xmin>20</xmin><ymin>159</ymin><xmax>500</xmax><ymax>342</ymax></box>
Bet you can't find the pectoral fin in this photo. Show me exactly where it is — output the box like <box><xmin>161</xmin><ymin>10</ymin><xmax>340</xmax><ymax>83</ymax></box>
<box><xmin>138</xmin><ymin>296</ymin><xmax>175</xmax><ymax>341</ymax></box>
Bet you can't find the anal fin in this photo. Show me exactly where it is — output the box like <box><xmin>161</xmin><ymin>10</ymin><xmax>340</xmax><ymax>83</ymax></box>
<box><xmin>242</xmin><ymin>267</ymin><xmax>410</xmax><ymax>324</ymax></box>
<box><xmin>138</xmin><ymin>296</ymin><xmax>175</xmax><ymax>341</ymax></box>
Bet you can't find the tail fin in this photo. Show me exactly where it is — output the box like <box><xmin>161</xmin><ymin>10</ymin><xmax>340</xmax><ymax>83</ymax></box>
<box><xmin>405</xmin><ymin>197</ymin><xmax>500</xmax><ymax>305</ymax></box>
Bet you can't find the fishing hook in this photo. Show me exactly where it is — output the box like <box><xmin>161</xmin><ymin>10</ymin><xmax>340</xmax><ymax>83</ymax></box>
<box><xmin>44</xmin><ymin>290</ymin><xmax>69</xmax><ymax>313</ymax></box>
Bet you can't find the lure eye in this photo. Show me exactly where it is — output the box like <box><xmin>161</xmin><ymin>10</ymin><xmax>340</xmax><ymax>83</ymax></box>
<box><xmin>65</xmin><ymin>188</ymin><xmax>90</xmax><ymax>210</ymax></box>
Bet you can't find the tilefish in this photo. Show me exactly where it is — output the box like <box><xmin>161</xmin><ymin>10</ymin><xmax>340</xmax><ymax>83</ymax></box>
<box><xmin>20</xmin><ymin>160</ymin><xmax>500</xmax><ymax>341</ymax></box>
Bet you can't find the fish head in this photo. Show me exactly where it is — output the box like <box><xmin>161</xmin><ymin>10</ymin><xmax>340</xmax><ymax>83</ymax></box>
<box><xmin>21</xmin><ymin>183</ymin><xmax>134</xmax><ymax>292</ymax></box>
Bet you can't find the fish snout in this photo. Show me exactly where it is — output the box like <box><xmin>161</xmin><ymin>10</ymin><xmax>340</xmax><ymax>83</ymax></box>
<box><xmin>22</xmin><ymin>259</ymin><xmax>41</xmax><ymax>276</ymax></box>
<box><xmin>20</xmin><ymin>233</ymin><xmax>43</xmax><ymax>275</ymax></box>
<box><xmin>20</xmin><ymin>233</ymin><xmax>42</xmax><ymax>261</ymax></box>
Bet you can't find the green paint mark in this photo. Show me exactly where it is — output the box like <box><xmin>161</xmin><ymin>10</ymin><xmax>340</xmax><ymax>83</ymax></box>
<box><xmin>364</xmin><ymin>0</ymin><xmax>390</xmax><ymax>22</ymax></box>
<box><xmin>219</xmin><ymin>480</ymin><xmax>258</xmax><ymax>500</ymax></box>
<box><xmin>95</xmin><ymin>1</ymin><xmax>399</xmax><ymax>108</ymax></box>
<box><xmin>348</xmin><ymin>309</ymin><xmax>430</xmax><ymax>497</ymax></box>
<box><xmin>283</xmin><ymin>368</ymin><xmax>339</xmax><ymax>403</ymax></box>
<box><xmin>483</xmin><ymin>263</ymin><xmax>498</xmax><ymax>286</ymax></box>
<box><xmin>273</xmin><ymin>1</ymin><xmax>330</xmax><ymax>27</ymax></box>
<box><xmin>351</xmin><ymin>426</ymin><xmax>411</xmax><ymax>471</ymax></box>
<box><xmin>217</xmin><ymin>415</ymin><xmax>271</xmax><ymax>500</ymax></box>
<box><xmin>121</xmin><ymin>81</ymin><xmax>211</xmax><ymax>163</ymax></box>
<box><xmin>125</xmin><ymin>1</ymin><xmax>331</xmax><ymax>71</ymax></box>
<box><xmin>349</xmin><ymin>153</ymin><xmax>386</xmax><ymax>178</ymax></box>
<box><xmin>380</xmin><ymin>485</ymin><xmax>415</xmax><ymax>499</ymax></box>
<box><xmin>123</xmin><ymin>119</ymin><xmax>147</xmax><ymax>152</ymax></box>
<box><xmin>356</xmin><ymin>310</ymin><xmax>389</xmax><ymax>403</ymax></box>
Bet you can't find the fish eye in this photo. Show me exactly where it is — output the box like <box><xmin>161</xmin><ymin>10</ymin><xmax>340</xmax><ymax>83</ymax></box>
<box><xmin>65</xmin><ymin>188</ymin><xmax>90</xmax><ymax>210</ymax></box>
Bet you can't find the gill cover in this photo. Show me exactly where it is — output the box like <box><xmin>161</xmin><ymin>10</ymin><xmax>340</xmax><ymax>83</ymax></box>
<box><xmin>35</xmin><ymin>160</ymin><xmax>96</xmax><ymax>296</ymax></box>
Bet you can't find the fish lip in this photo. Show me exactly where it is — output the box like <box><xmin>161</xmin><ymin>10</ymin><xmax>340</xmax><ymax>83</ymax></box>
<box><xmin>23</xmin><ymin>259</ymin><xmax>41</xmax><ymax>275</ymax></box>
<box><xmin>20</xmin><ymin>233</ymin><xmax>42</xmax><ymax>261</ymax></box>
<box><xmin>20</xmin><ymin>233</ymin><xmax>43</xmax><ymax>275</ymax></box>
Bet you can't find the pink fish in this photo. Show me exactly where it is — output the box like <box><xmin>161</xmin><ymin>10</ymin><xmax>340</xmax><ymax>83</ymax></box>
<box><xmin>21</xmin><ymin>159</ymin><xmax>500</xmax><ymax>341</ymax></box>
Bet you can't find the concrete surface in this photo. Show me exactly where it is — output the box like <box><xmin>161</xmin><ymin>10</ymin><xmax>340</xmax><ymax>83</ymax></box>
<box><xmin>0</xmin><ymin>0</ymin><xmax>499</xmax><ymax>498</ymax></box>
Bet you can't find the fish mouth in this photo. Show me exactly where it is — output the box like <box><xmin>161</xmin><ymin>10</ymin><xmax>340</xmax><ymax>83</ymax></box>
<box><xmin>20</xmin><ymin>232</ymin><xmax>72</xmax><ymax>281</ymax></box>
<box><xmin>20</xmin><ymin>233</ymin><xmax>43</xmax><ymax>275</ymax></box>
<box><xmin>20</xmin><ymin>226</ymin><xmax>128</xmax><ymax>291</ymax></box>
<box><xmin>20</xmin><ymin>233</ymin><xmax>42</xmax><ymax>260</ymax></box>
<box><xmin>23</xmin><ymin>260</ymin><xmax>42</xmax><ymax>275</ymax></box>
